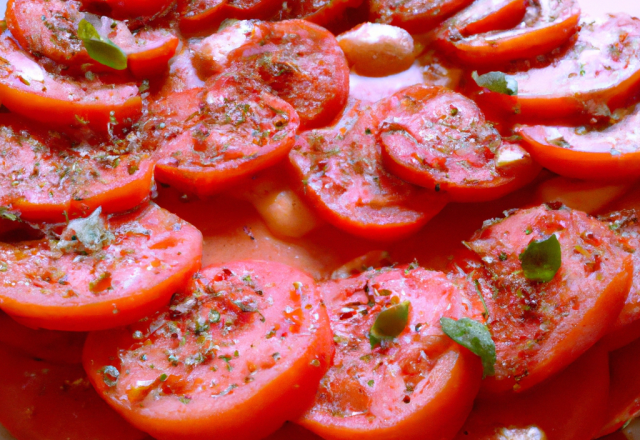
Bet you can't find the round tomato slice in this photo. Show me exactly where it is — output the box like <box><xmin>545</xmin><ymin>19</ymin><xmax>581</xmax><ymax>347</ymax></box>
<box><xmin>126</xmin><ymin>29</ymin><xmax>180</xmax><ymax>79</ymax></box>
<box><xmin>225</xmin><ymin>0</ymin><xmax>285</xmax><ymax>19</ymax></box>
<box><xmin>454</xmin><ymin>344</ymin><xmax>609</xmax><ymax>440</ymax></box>
<box><xmin>478</xmin><ymin>14</ymin><xmax>640</xmax><ymax>123</ymax></box>
<box><xmin>463</xmin><ymin>204</ymin><xmax>631</xmax><ymax>395</ymax></box>
<box><xmin>0</xmin><ymin>35</ymin><xmax>141</xmax><ymax>132</ymax></box>
<box><xmin>436</xmin><ymin>0</ymin><xmax>580</xmax><ymax>65</ymax></box>
<box><xmin>289</xmin><ymin>99</ymin><xmax>448</xmax><ymax>241</ymax></box>
<box><xmin>0</xmin><ymin>203</ymin><xmax>203</xmax><ymax>331</ymax></box>
<box><xmin>80</xmin><ymin>0</ymin><xmax>174</xmax><ymax>19</ymax></box>
<box><xmin>436</xmin><ymin>0</ymin><xmax>528</xmax><ymax>40</ymax></box>
<box><xmin>378</xmin><ymin>85</ymin><xmax>541</xmax><ymax>202</ymax></box>
<box><xmin>151</xmin><ymin>73</ymin><xmax>299</xmax><ymax>198</ymax></box>
<box><xmin>598</xmin><ymin>209</ymin><xmax>640</xmax><ymax>351</ymax></box>
<box><xmin>227</xmin><ymin>19</ymin><xmax>349</xmax><ymax>129</ymax></box>
<box><xmin>0</xmin><ymin>311</ymin><xmax>86</xmax><ymax>364</ymax></box>
<box><xmin>178</xmin><ymin>0</ymin><xmax>227</xmax><ymax>35</ymax></box>
<box><xmin>517</xmin><ymin>104</ymin><xmax>640</xmax><ymax>181</ymax></box>
<box><xmin>369</xmin><ymin>0</ymin><xmax>474</xmax><ymax>34</ymax></box>
<box><xmin>298</xmin><ymin>265</ymin><xmax>483</xmax><ymax>440</ymax></box>
<box><xmin>598</xmin><ymin>336</ymin><xmax>640</xmax><ymax>437</ymax></box>
<box><xmin>0</xmin><ymin>346</ymin><xmax>148</xmax><ymax>440</ymax></box>
<box><xmin>270</xmin><ymin>0</ymin><xmax>362</xmax><ymax>26</ymax></box>
<box><xmin>0</xmin><ymin>115</ymin><xmax>154</xmax><ymax>223</ymax></box>
<box><xmin>83</xmin><ymin>260</ymin><xmax>334</xmax><ymax>440</ymax></box>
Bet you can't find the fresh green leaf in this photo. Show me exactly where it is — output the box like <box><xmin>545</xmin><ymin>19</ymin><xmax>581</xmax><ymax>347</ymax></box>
<box><xmin>440</xmin><ymin>317</ymin><xmax>496</xmax><ymax>377</ymax></box>
<box><xmin>369</xmin><ymin>301</ymin><xmax>410</xmax><ymax>348</ymax></box>
<box><xmin>77</xmin><ymin>19</ymin><xmax>127</xmax><ymax>70</ymax></box>
<box><xmin>0</xmin><ymin>207</ymin><xmax>19</xmax><ymax>222</ymax></box>
<box><xmin>472</xmin><ymin>71</ymin><xmax>518</xmax><ymax>96</ymax></box>
<box><xmin>519</xmin><ymin>234</ymin><xmax>562</xmax><ymax>282</ymax></box>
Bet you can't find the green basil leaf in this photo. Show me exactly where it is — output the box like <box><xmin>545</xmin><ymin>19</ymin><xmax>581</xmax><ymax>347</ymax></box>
<box><xmin>472</xmin><ymin>71</ymin><xmax>518</xmax><ymax>96</ymax></box>
<box><xmin>369</xmin><ymin>300</ymin><xmax>410</xmax><ymax>348</ymax></box>
<box><xmin>0</xmin><ymin>207</ymin><xmax>19</xmax><ymax>222</ymax></box>
<box><xmin>77</xmin><ymin>19</ymin><xmax>127</xmax><ymax>71</ymax></box>
<box><xmin>440</xmin><ymin>317</ymin><xmax>496</xmax><ymax>378</ymax></box>
<box><xmin>519</xmin><ymin>234</ymin><xmax>562</xmax><ymax>282</ymax></box>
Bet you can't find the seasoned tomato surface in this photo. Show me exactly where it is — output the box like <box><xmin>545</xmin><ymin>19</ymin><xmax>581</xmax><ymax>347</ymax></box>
<box><xmin>0</xmin><ymin>203</ymin><xmax>202</xmax><ymax>331</ymax></box>
<box><xmin>369</xmin><ymin>0</ymin><xmax>475</xmax><ymax>33</ymax></box>
<box><xmin>0</xmin><ymin>115</ymin><xmax>154</xmax><ymax>223</ymax></box>
<box><xmin>83</xmin><ymin>261</ymin><xmax>334</xmax><ymax>440</ymax></box>
<box><xmin>463</xmin><ymin>204</ymin><xmax>631</xmax><ymax>394</ymax></box>
<box><xmin>299</xmin><ymin>265</ymin><xmax>483</xmax><ymax>440</ymax></box>
<box><xmin>378</xmin><ymin>85</ymin><xmax>540</xmax><ymax>202</ymax></box>
<box><xmin>289</xmin><ymin>100</ymin><xmax>448</xmax><ymax>241</ymax></box>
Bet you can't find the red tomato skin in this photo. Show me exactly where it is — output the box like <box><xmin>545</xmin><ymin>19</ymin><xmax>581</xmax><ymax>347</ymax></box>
<box><xmin>83</xmin><ymin>261</ymin><xmax>335</xmax><ymax>440</ymax></box>
<box><xmin>178</xmin><ymin>0</ymin><xmax>227</xmax><ymax>36</ymax></box>
<box><xmin>455</xmin><ymin>343</ymin><xmax>610</xmax><ymax>440</ymax></box>
<box><xmin>0</xmin><ymin>204</ymin><xmax>203</xmax><ymax>331</ymax></box>
<box><xmin>436</xmin><ymin>0</ymin><xmax>528</xmax><ymax>38</ymax></box>
<box><xmin>82</xmin><ymin>0</ymin><xmax>174</xmax><ymax>18</ymax></box>
<box><xmin>128</xmin><ymin>33</ymin><xmax>181</xmax><ymax>80</ymax></box>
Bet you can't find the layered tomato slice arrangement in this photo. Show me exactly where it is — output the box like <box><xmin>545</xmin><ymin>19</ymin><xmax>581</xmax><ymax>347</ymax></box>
<box><xmin>2</xmin><ymin>0</ymin><xmax>640</xmax><ymax>439</ymax></box>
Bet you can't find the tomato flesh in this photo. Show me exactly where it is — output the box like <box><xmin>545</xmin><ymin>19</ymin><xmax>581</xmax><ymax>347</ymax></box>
<box><xmin>83</xmin><ymin>260</ymin><xmax>334</xmax><ymax>440</ymax></box>
<box><xmin>0</xmin><ymin>203</ymin><xmax>203</xmax><ymax>331</ymax></box>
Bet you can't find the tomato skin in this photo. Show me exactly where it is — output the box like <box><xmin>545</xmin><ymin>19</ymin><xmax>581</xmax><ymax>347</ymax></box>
<box><xmin>369</xmin><ymin>0</ymin><xmax>475</xmax><ymax>34</ymax></box>
<box><xmin>127</xmin><ymin>31</ymin><xmax>181</xmax><ymax>80</ymax></box>
<box><xmin>436</xmin><ymin>0</ymin><xmax>528</xmax><ymax>39</ymax></box>
<box><xmin>298</xmin><ymin>266</ymin><xmax>484</xmax><ymax>440</ymax></box>
<box><xmin>83</xmin><ymin>261</ymin><xmax>334</xmax><ymax>440</ymax></box>
<box><xmin>517</xmin><ymin>105</ymin><xmax>640</xmax><ymax>181</ymax></box>
<box><xmin>81</xmin><ymin>0</ymin><xmax>174</xmax><ymax>18</ymax></box>
<box><xmin>289</xmin><ymin>100</ymin><xmax>447</xmax><ymax>241</ymax></box>
<box><xmin>454</xmin><ymin>343</ymin><xmax>610</xmax><ymax>440</ymax></box>
<box><xmin>0</xmin><ymin>203</ymin><xmax>203</xmax><ymax>331</ymax></box>
<box><xmin>463</xmin><ymin>205</ymin><xmax>631</xmax><ymax>395</ymax></box>
<box><xmin>378</xmin><ymin>85</ymin><xmax>541</xmax><ymax>202</ymax></box>
<box><xmin>178</xmin><ymin>0</ymin><xmax>227</xmax><ymax>35</ymax></box>
<box><xmin>0</xmin><ymin>346</ymin><xmax>148</xmax><ymax>440</ymax></box>
<box><xmin>436</xmin><ymin>0</ymin><xmax>580</xmax><ymax>65</ymax></box>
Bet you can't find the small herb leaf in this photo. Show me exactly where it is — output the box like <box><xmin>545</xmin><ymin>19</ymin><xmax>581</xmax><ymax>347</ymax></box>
<box><xmin>472</xmin><ymin>71</ymin><xmax>518</xmax><ymax>96</ymax></box>
<box><xmin>440</xmin><ymin>317</ymin><xmax>496</xmax><ymax>377</ymax></box>
<box><xmin>369</xmin><ymin>301</ymin><xmax>410</xmax><ymax>348</ymax></box>
<box><xmin>77</xmin><ymin>19</ymin><xmax>127</xmax><ymax>70</ymax></box>
<box><xmin>519</xmin><ymin>234</ymin><xmax>562</xmax><ymax>282</ymax></box>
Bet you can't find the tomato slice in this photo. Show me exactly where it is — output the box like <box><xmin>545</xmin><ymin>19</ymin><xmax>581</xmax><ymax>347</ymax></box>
<box><xmin>227</xmin><ymin>19</ymin><xmax>349</xmax><ymax>129</ymax></box>
<box><xmin>126</xmin><ymin>30</ymin><xmax>180</xmax><ymax>79</ymax></box>
<box><xmin>151</xmin><ymin>73</ymin><xmax>299</xmax><ymax>198</ymax></box>
<box><xmin>517</xmin><ymin>104</ymin><xmax>640</xmax><ymax>181</ymax></box>
<box><xmin>178</xmin><ymin>0</ymin><xmax>227</xmax><ymax>35</ymax></box>
<box><xmin>598</xmin><ymin>336</ymin><xmax>640</xmax><ymax>437</ymax></box>
<box><xmin>477</xmin><ymin>14</ymin><xmax>640</xmax><ymax>123</ymax></box>
<box><xmin>436</xmin><ymin>0</ymin><xmax>528</xmax><ymax>39</ymax></box>
<box><xmin>436</xmin><ymin>0</ymin><xmax>580</xmax><ymax>65</ymax></box>
<box><xmin>267</xmin><ymin>423</ymin><xmax>323</xmax><ymax>440</ymax></box>
<box><xmin>0</xmin><ymin>311</ymin><xmax>86</xmax><ymax>364</ymax></box>
<box><xmin>454</xmin><ymin>344</ymin><xmax>609</xmax><ymax>440</ymax></box>
<box><xmin>289</xmin><ymin>99</ymin><xmax>448</xmax><ymax>241</ymax></box>
<box><xmin>0</xmin><ymin>346</ymin><xmax>149</xmax><ymax>440</ymax></box>
<box><xmin>369</xmin><ymin>0</ymin><xmax>474</xmax><ymax>34</ymax></box>
<box><xmin>81</xmin><ymin>0</ymin><xmax>174</xmax><ymax>19</ymax></box>
<box><xmin>378</xmin><ymin>85</ymin><xmax>541</xmax><ymax>202</ymax></box>
<box><xmin>0</xmin><ymin>115</ymin><xmax>154</xmax><ymax>223</ymax></box>
<box><xmin>0</xmin><ymin>35</ymin><xmax>141</xmax><ymax>132</ymax></box>
<box><xmin>225</xmin><ymin>0</ymin><xmax>285</xmax><ymax>19</ymax></box>
<box><xmin>270</xmin><ymin>0</ymin><xmax>363</xmax><ymax>26</ymax></box>
<box><xmin>298</xmin><ymin>265</ymin><xmax>483</xmax><ymax>440</ymax></box>
<box><xmin>462</xmin><ymin>204</ymin><xmax>631</xmax><ymax>395</ymax></box>
<box><xmin>83</xmin><ymin>260</ymin><xmax>334</xmax><ymax>440</ymax></box>
<box><xmin>0</xmin><ymin>203</ymin><xmax>202</xmax><ymax>331</ymax></box>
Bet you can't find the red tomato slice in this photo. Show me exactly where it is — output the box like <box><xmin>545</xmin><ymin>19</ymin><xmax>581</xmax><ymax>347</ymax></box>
<box><xmin>0</xmin><ymin>115</ymin><xmax>154</xmax><ymax>223</ymax></box>
<box><xmin>0</xmin><ymin>311</ymin><xmax>86</xmax><ymax>364</ymax></box>
<box><xmin>270</xmin><ymin>0</ymin><xmax>363</xmax><ymax>26</ymax></box>
<box><xmin>225</xmin><ymin>0</ymin><xmax>285</xmax><ymax>19</ymax></box>
<box><xmin>267</xmin><ymin>423</ymin><xmax>324</xmax><ymax>440</ymax></box>
<box><xmin>454</xmin><ymin>344</ymin><xmax>609</xmax><ymax>440</ymax></box>
<box><xmin>598</xmin><ymin>337</ymin><xmax>640</xmax><ymax>437</ymax></box>
<box><xmin>0</xmin><ymin>346</ymin><xmax>149</xmax><ymax>440</ymax></box>
<box><xmin>125</xmin><ymin>30</ymin><xmax>180</xmax><ymax>79</ymax></box>
<box><xmin>0</xmin><ymin>35</ymin><xmax>141</xmax><ymax>132</ymax></box>
<box><xmin>378</xmin><ymin>85</ymin><xmax>541</xmax><ymax>202</ymax></box>
<box><xmin>226</xmin><ymin>19</ymin><xmax>349</xmax><ymax>129</ymax></box>
<box><xmin>598</xmin><ymin>209</ymin><xmax>640</xmax><ymax>351</ymax></box>
<box><xmin>151</xmin><ymin>73</ymin><xmax>299</xmax><ymax>198</ymax></box>
<box><xmin>517</xmin><ymin>104</ymin><xmax>640</xmax><ymax>181</ymax></box>
<box><xmin>436</xmin><ymin>0</ymin><xmax>580</xmax><ymax>65</ymax></box>
<box><xmin>298</xmin><ymin>265</ymin><xmax>483</xmax><ymax>440</ymax></box>
<box><xmin>289</xmin><ymin>100</ymin><xmax>448</xmax><ymax>241</ymax></box>
<box><xmin>81</xmin><ymin>0</ymin><xmax>174</xmax><ymax>19</ymax></box>
<box><xmin>178</xmin><ymin>0</ymin><xmax>227</xmax><ymax>35</ymax></box>
<box><xmin>369</xmin><ymin>0</ymin><xmax>474</xmax><ymax>34</ymax></box>
<box><xmin>436</xmin><ymin>0</ymin><xmax>528</xmax><ymax>39</ymax></box>
<box><xmin>0</xmin><ymin>203</ymin><xmax>203</xmax><ymax>331</ymax></box>
<box><xmin>462</xmin><ymin>204</ymin><xmax>631</xmax><ymax>395</ymax></box>
<box><xmin>83</xmin><ymin>260</ymin><xmax>334</xmax><ymax>440</ymax></box>
<box><xmin>477</xmin><ymin>14</ymin><xmax>640</xmax><ymax>123</ymax></box>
